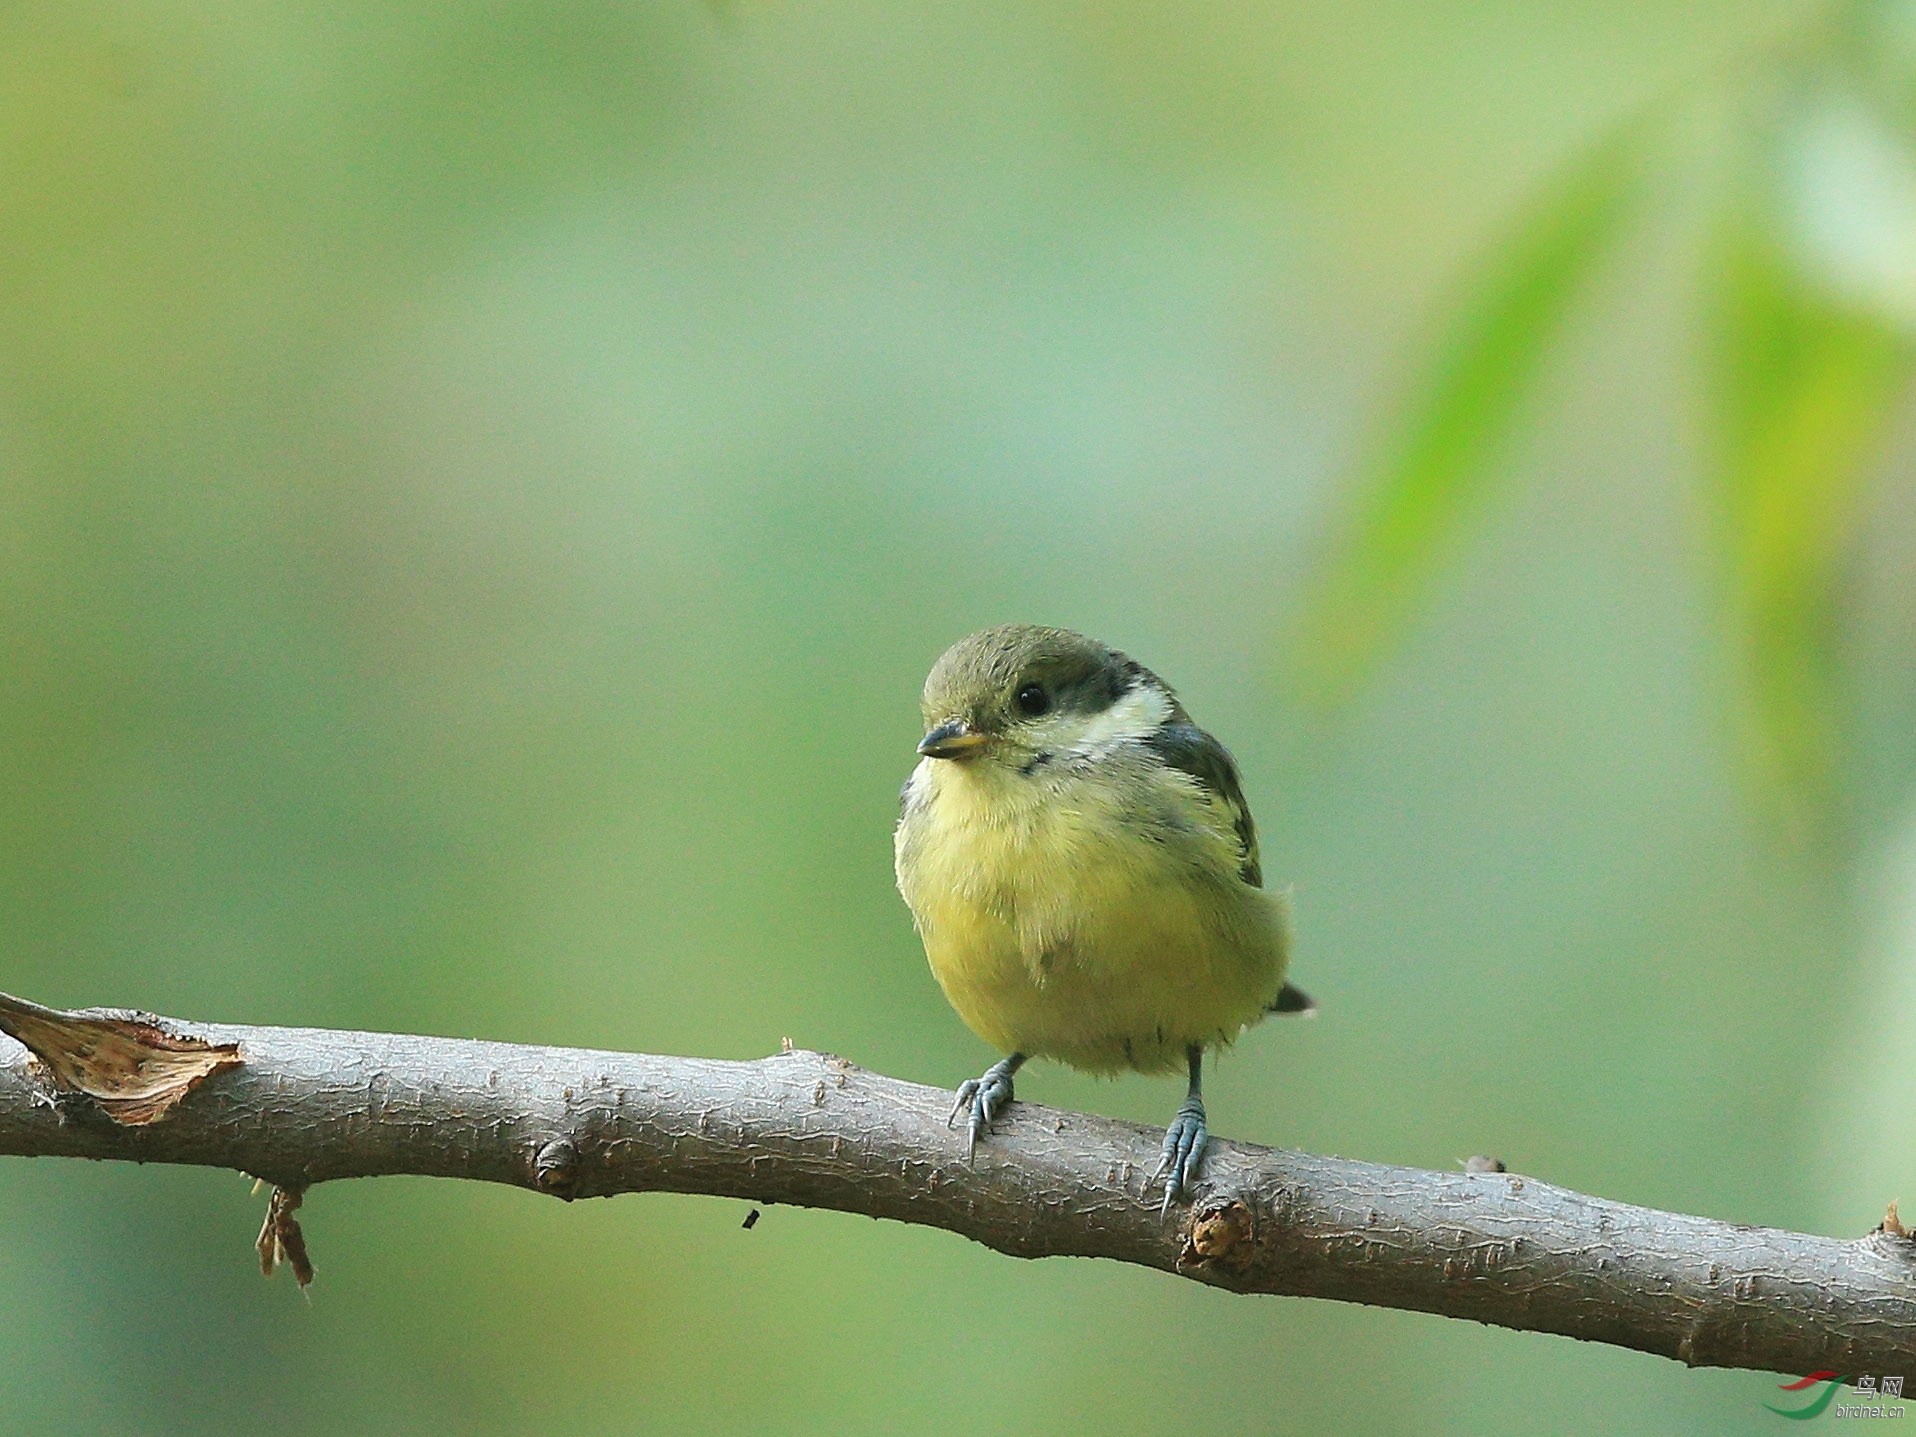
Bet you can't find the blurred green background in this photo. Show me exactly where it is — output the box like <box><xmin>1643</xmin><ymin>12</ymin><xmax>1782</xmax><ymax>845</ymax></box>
<box><xmin>5</xmin><ymin>1</ymin><xmax>1916</xmax><ymax>1431</ymax></box>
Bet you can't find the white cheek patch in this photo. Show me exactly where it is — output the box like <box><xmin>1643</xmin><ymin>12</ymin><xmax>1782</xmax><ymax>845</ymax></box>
<box><xmin>1060</xmin><ymin>683</ymin><xmax>1172</xmax><ymax>756</ymax></box>
<box><xmin>900</xmin><ymin>761</ymin><xmax>933</xmax><ymax>813</ymax></box>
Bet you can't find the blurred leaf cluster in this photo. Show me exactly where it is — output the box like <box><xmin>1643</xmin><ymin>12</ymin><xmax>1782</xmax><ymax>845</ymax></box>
<box><xmin>1291</xmin><ymin>0</ymin><xmax>1916</xmax><ymax>834</ymax></box>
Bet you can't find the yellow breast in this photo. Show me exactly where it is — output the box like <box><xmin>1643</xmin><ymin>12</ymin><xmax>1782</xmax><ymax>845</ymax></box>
<box><xmin>894</xmin><ymin>751</ymin><xmax>1287</xmax><ymax>1074</ymax></box>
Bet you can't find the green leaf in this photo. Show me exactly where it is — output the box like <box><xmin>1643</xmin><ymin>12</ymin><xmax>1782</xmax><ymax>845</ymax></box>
<box><xmin>1288</xmin><ymin>123</ymin><xmax>1648</xmax><ymax>703</ymax></box>
<box><xmin>1707</xmin><ymin>211</ymin><xmax>1910</xmax><ymax>831</ymax></box>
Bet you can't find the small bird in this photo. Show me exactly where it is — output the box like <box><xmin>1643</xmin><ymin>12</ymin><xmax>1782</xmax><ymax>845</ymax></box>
<box><xmin>894</xmin><ymin>624</ymin><xmax>1309</xmax><ymax>1209</ymax></box>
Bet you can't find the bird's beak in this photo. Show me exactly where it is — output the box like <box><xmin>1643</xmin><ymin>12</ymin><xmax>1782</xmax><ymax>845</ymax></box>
<box><xmin>917</xmin><ymin>719</ymin><xmax>990</xmax><ymax>760</ymax></box>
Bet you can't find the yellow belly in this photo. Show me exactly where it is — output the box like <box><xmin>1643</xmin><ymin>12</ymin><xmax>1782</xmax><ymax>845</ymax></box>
<box><xmin>895</xmin><ymin>754</ymin><xmax>1287</xmax><ymax>1074</ymax></box>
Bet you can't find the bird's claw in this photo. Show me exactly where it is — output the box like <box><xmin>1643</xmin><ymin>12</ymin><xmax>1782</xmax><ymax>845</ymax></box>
<box><xmin>949</xmin><ymin>1060</ymin><xmax>1017</xmax><ymax>1159</ymax></box>
<box><xmin>1155</xmin><ymin>1101</ymin><xmax>1208</xmax><ymax>1214</ymax></box>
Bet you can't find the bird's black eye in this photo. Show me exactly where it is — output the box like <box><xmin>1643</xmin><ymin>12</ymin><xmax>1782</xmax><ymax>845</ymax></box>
<box><xmin>1015</xmin><ymin>683</ymin><xmax>1050</xmax><ymax>717</ymax></box>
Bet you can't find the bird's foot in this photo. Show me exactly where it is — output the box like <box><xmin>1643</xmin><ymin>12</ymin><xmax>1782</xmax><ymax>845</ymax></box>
<box><xmin>1155</xmin><ymin>1098</ymin><xmax>1208</xmax><ymax>1214</ymax></box>
<box><xmin>949</xmin><ymin>1056</ymin><xmax>1020</xmax><ymax>1159</ymax></box>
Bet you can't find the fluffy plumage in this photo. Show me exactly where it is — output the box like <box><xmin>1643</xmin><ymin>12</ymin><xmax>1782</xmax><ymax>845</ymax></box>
<box><xmin>894</xmin><ymin>625</ymin><xmax>1292</xmax><ymax>1077</ymax></box>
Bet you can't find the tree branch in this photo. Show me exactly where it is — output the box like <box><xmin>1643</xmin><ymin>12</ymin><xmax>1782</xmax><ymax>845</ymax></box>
<box><xmin>0</xmin><ymin>991</ymin><xmax>1911</xmax><ymax>1375</ymax></box>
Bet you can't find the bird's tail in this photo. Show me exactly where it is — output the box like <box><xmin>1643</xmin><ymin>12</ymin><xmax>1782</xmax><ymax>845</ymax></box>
<box><xmin>1268</xmin><ymin>982</ymin><xmax>1316</xmax><ymax>1016</ymax></box>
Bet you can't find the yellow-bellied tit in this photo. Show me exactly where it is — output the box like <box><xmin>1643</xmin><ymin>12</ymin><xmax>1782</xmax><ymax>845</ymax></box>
<box><xmin>894</xmin><ymin>624</ymin><xmax>1311</xmax><ymax>1209</ymax></box>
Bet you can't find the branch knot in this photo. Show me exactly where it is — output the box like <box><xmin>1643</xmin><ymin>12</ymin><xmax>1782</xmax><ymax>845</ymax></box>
<box><xmin>535</xmin><ymin>1137</ymin><xmax>581</xmax><ymax>1200</ymax></box>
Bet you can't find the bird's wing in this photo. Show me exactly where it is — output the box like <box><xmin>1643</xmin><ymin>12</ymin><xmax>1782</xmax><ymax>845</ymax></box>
<box><xmin>1144</xmin><ymin>719</ymin><xmax>1262</xmax><ymax>887</ymax></box>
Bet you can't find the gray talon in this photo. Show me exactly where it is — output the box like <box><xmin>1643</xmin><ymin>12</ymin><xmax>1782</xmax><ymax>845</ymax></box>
<box><xmin>948</xmin><ymin>1079</ymin><xmax>981</xmax><ymax>1130</ymax></box>
<box><xmin>1157</xmin><ymin>1102</ymin><xmax>1208</xmax><ymax>1213</ymax></box>
<box><xmin>1157</xmin><ymin>1044</ymin><xmax>1210</xmax><ymax>1213</ymax></box>
<box><xmin>950</xmin><ymin>1053</ymin><xmax>1025</xmax><ymax>1159</ymax></box>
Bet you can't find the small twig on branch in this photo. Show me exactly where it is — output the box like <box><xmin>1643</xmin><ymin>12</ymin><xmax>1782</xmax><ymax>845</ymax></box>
<box><xmin>0</xmin><ymin>990</ymin><xmax>1911</xmax><ymax>1374</ymax></box>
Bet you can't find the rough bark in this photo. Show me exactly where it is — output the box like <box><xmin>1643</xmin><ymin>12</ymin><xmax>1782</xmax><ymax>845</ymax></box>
<box><xmin>0</xmin><ymin>993</ymin><xmax>1911</xmax><ymax>1376</ymax></box>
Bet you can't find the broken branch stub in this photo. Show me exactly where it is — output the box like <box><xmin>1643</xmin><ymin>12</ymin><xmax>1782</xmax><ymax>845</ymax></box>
<box><xmin>0</xmin><ymin>992</ymin><xmax>241</xmax><ymax>1125</ymax></box>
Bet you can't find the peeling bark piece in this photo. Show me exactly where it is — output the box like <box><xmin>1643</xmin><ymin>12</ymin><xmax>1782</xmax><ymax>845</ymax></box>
<box><xmin>0</xmin><ymin>992</ymin><xmax>241</xmax><ymax>1125</ymax></box>
<box><xmin>256</xmin><ymin>1185</ymin><xmax>314</xmax><ymax>1287</ymax></box>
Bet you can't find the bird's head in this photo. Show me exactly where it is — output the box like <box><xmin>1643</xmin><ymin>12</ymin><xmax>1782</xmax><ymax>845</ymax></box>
<box><xmin>915</xmin><ymin>624</ymin><xmax>1175</xmax><ymax>767</ymax></box>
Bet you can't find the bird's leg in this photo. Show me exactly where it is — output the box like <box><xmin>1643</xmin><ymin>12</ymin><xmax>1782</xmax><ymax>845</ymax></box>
<box><xmin>1156</xmin><ymin>1045</ymin><xmax>1208</xmax><ymax>1213</ymax></box>
<box><xmin>949</xmin><ymin>1052</ymin><xmax>1026</xmax><ymax>1158</ymax></box>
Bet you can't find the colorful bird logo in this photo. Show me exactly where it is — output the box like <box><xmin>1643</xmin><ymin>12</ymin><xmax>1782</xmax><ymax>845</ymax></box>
<box><xmin>1765</xmin><ymin>1373</ymin><xmax>1850</xmax><ymax>1419</ymax></box>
